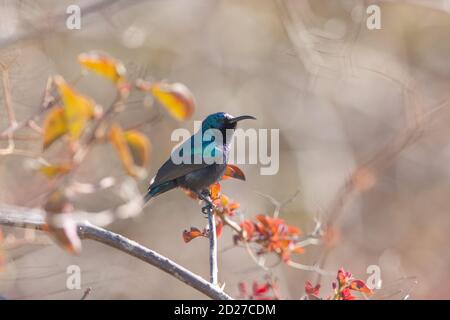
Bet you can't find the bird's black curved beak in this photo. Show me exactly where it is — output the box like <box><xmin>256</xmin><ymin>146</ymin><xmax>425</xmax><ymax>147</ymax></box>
<box><xmin>228</xmin><ymin>115</ymin><xmax>256</xmax><ymax>124</ymax></box>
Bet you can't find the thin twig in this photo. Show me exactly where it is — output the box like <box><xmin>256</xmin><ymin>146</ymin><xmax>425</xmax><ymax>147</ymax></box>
<box><xmin>0</xmin><ymin>63</ymin><xmax>17</xmax><ymax>128</ymax></box>
<box><xmin>255</xmin><ymin>189</ymin><xmax>300</xmax><ymax>218</ymax></box>
<box><xmin>0</xmin><ymin>205</ymin><xmax>232</xmax><ymax>300</ymax></box>
<box><xmin>208</xmin><ymin>209</ymin><xmax>218</xmax><ymax>286</ymax></box>
<box><xmin>244</xmin><ymin>241</ymin><xmax>269</xmax><ymax>271</ymax></box>
<box><xmin>80</xmin><ymin>287</ymin><xmax>92</xmax><ymax>300</ymax></box>
<box><xmin>197</xmin><ymin>193</ymin><xmax>220</xmax><ymax>287</ymax></box>
<box><xmin>219</xmin><ymin>213</ymin><xmax>242</xmax><ymax>234</ymax></box>
<box><xmin>286</xmin><ymin>260</ymin><xmax>334</xmax><ymax>276</ymax></box>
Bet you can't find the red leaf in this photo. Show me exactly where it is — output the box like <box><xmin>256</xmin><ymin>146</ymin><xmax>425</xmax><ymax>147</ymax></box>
<box><xmin>182</xmin><ymin>227</ymin><xmax>206</xmax><ymax>243</ymax></box>
<box><xmin>337</xmin><ymin>268</ymin><xmax>351</xmax><ymax>286</ymax></box>
<box><xmin>215</xmin><ymin>217</ymin><xmax>223</xmax><ymax>238</ymax></box>
<box><xmin>287</xmin><ymin>225</ymin><xmax>301</xmax><ymax>236</ymax></box>
<box><xmin>350</xmin><ymin>280</ymin><xmax>373</xmax><ymax>295</ymax></box>
<box><xmin>305</xmin><ymin>281</ymin><xmax>320</xmax><ymax>296</ymax></box>
<box><xmin>252</xmin><ymin>281</ymin><xmax>270</xmax><ymax>296</ymax></box>
<box><xmin>240</xmin><ymin>220</ymin><xmax>255</xmax><ymax>239</ymax></box>
<box><xmin>255</xmin><ymin>214</ymin><xmax>270</xmax><ymax>226</ymax></box>
<box><xmin>340</xmin><ymin>288</ymin><xmax>356</xmax><ymax>300</ymax></box>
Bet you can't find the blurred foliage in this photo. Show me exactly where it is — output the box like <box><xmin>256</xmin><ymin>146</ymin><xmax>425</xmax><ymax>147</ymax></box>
<box><xmin>0</xmin><ymin>0</ymin><xmax>449</xmax><ymax>299</ymax></box>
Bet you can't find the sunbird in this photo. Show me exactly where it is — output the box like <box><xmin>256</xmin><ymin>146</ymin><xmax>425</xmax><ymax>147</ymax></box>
<box><xmin>144</xmin><ymin>112</ymin><xmax>256</xmax><ymax>211</ymax></box>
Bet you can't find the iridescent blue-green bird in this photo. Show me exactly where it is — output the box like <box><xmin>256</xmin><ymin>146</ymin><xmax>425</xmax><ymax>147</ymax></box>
<box><xmin>144</xmin><ymin>112</ymin><xmax>256</xmax><ymax>211</ymax></box>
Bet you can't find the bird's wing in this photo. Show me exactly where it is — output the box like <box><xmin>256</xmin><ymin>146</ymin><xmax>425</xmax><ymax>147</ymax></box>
<box><xmin>149</xmin><ymin>138</ymin><xmax>224</xmax><ymax>188</ymax></box>
<box><xmin>149</xmin><ymin>160</ymin><xmax>209</xmax><ymax>188</ymax></box>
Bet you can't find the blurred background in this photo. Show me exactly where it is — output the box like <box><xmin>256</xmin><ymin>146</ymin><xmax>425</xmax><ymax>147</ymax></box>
<box><xmin>0</xmin><ymin>0</ymin><xmax>449</xmax><ymax>299</ymax></box>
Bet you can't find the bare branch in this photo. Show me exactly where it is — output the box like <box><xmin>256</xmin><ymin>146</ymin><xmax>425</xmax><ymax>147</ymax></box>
<box><xmin>0</xmin><ymin>62</ymin><xmax>17</xmax><ymax>128</ymax></box>
<box><xmin>219</xmin><ymin>213</ymin><xmax>242</xmax><ymax>234</ymax></box>
<box><xmin>0</xmin><ymin>205</ymin><xmax>233</xmax><ymax>300</ymax></box>
<box><xmin>208</xmin><ymin>210</ymin><xmax>218</xmax><ymax>286</ymax></box>
<box><xmin>286</xmin><ymin>260</ymin><xmax>334</xmax><ymax>276</ymax></box>
<box><xmin>0</xmin><ymin>0</ymin><xmax>146</xmax><ymax>50</ymax></box>
<box><xmin>255</xmin><ymin>189</ymin><xmax>300</xmax><ymax>218</ymax></box>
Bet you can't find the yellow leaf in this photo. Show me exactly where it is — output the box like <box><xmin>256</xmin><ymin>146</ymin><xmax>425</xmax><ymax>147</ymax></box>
<box><xmin>39</xmin><ymin>163</ymin><xmax>72</xmax><ymax>178</ymax></box>
<box><xmin>42</xmin><ymin>107</ymin><xmax>67</xmax><ymax>150</ymax></box>
<box><xmin>109</xmin><ymin>124</ymin><xmax>137</xmax><ymax>177</ymax></box>
<box><xmin>137</xmin><ymin>80</ymin><xmax>195</xmax><ymax>120</ymax></box>
<box><xmin>124</xmin><ymin>130</ymin><xmax>151</xmax><ymax>167</ymax></box>
<box><xmin>54</xmin><ymin>75</ymin><xmax>95</xmax><ymax>140</ymax></box>
<box><xmin>78</xmin><ymin>51</ymin><xmax>126</xmax><ymax>83</ymax></box>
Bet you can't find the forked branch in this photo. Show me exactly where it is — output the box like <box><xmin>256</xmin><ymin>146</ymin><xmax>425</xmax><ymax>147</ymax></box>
<box><xmin>0</xmin><ymin>205</ymin><xmax>232</xmax><ymax>300</ymax></box>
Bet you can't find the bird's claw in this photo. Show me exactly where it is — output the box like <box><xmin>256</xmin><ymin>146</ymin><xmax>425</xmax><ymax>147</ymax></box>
<box><xmin>197</xmin><ymin>189</ymin><xmax>215</xmax><ymax>217</ymax></box>
<box><xmin>201</xmin><ymin>190</ymin><xmax>212</xmax><ymax>198</ymax></box>
<box><xmin>201</xmin><ymin>204</ymin><xmax>213</xmax><ymax>217</ymax></box>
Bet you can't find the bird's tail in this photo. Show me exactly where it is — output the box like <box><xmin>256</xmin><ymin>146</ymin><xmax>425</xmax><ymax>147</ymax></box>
<box><xmin>143</xmin><ymin>180</ymin><xmax>178</xmax><ymax>205</ymax></box>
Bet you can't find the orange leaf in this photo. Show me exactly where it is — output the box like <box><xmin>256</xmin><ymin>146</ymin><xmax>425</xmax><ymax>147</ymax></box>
<box><xmin>240</xmin><ymin>220</ymin><xmax>255</xmax><ymax>239</ymax></box>
<box><xmin>350</xmin><ymin>280</ymin><xmax>373</xmax><ymax>295</ymax></box>
<box><xmin>256</xmin><ymin>214</ymin><xmax>273</xmax><ymax>228</ymax></box>
<box><xmin>182</xmin><ymin>227</ymin><xmax>206</xmax><ymax>243</ymax></box>
<box><xmin>54</xmin><ymin>75</ymin><xmax>95</xmax><ymax>140</ymax></box>
<box><xmin>42</xmin><ymin>107</ymin><xmax>67</xmax><ymax>150</ymax></box>
<box><xmin>109</xmin><ymin>124</ymin><xmax>137</xmax><ymax>177</ymax></box>
<box><xmin>229</xmin><ymin>201</ymin><xmax>240</xmax><ymax>209</ymax></box>
<box><xmin>222</xmin><ymin>164</ymin><xmax>246</xmax><ymax>181</ymax></box>
<box><xmin>109</xmin><ymin>125</ymin><xmax>150</xmax><ymax>177</ymax></box>
<box><xmin>44</xmin><ymin>191</ymin><xmax>81</xmax><ymax>254</ymax></box>
<box><xmin>124</xmin><ymin>130</ymin><xmax>151</xmax><ymax>167</ymax></box>
<box><xmin>39</xmin><ymin>163</ymin><xmax>72</xmax><ymax>178</ymax></box>
<box><xmin>292</xmin><ymin>245</ymin><xmax>305</xmax><ymax>254</ymax></box>
<box><xmin>287</xmin><ymin>225</ymin><xmax>301</xmax><ymax>236</ymax></box>
<box><xmin>137</xmin><ymin>80</ymin><xmax>195</xmax><ymax>120</ymax></box>
<box><xmin>78</xmin><ymin>51</ymin><xmax>126</xmax><ymax>83</ymax></box>
<box><xmin>50</xmin><ymin>219</ymin><xmax>82</xmax><ymax>254</ymax></box>
<box><xmin>210</xmin><ymin>182</ymin><xmax>221</xmax><ymax>200</ymax></box>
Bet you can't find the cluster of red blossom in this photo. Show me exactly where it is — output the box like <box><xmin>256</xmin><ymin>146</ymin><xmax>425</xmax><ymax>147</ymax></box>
<box><xmin>237</xmin><ymin>268</ymin><xmax>373</xmax><ymax>300</ymax></box>
<box><xmin>237</xmin><ymin>215</ymin><xmax>304</xmax><ymax>262</ymax></box>
<box><xmin>181</xmin><ymin>180</ymin><xmax>374</xmax><ymax>301</ymax></box>
<box><xmin>305</xmin><ymin>268</ymin><xmax>373</xmax><ymax>300</ymax></box>
<box><xmin>183</xmin><ymin>182</ymin><xmax>306</xmax><ymax>264</ymax></box>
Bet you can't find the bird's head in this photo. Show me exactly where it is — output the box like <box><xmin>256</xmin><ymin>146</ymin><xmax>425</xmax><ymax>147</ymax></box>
<box><xmin>201</xmin><ymin>112</ymin><xmax>256</xmax><ymax>132</ymax></box>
